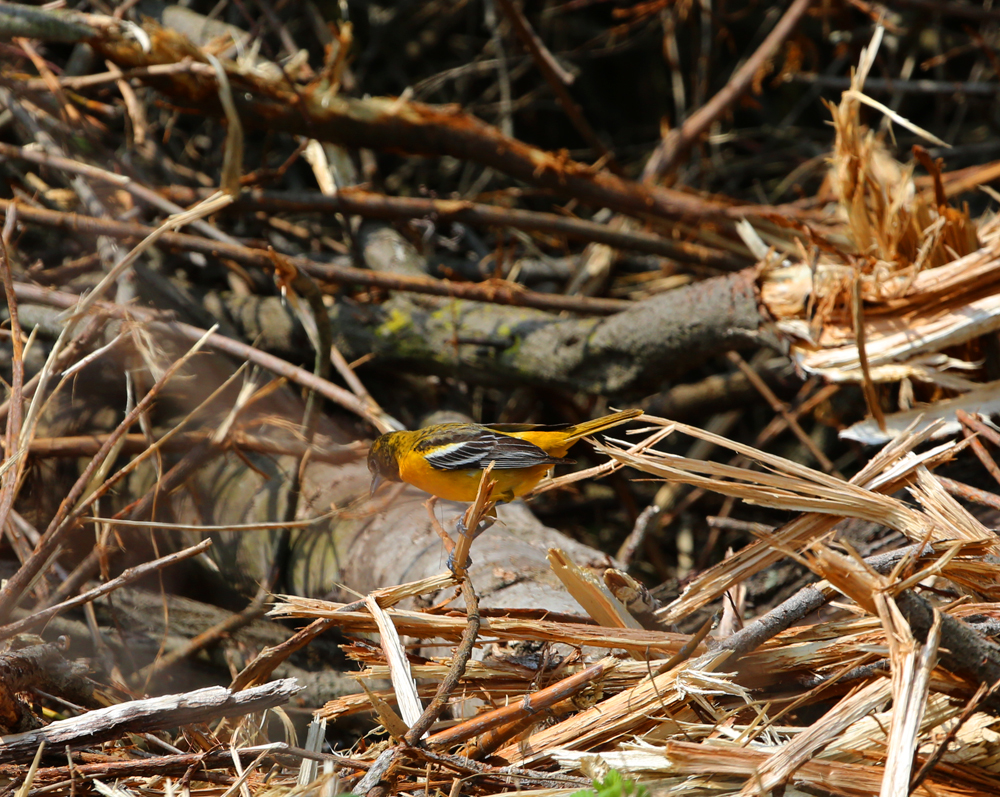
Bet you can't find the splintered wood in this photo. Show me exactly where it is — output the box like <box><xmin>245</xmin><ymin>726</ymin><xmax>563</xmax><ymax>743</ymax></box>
<box><xmin>754</xmin><ymin>28</ymin><xmax>1000</xmax><ymax>445</ymax></box>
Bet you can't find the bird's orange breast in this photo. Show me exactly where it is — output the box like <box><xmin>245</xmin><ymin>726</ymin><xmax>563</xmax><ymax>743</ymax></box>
<box><xmin>398</xmin><ymin>453</ymin><xmax>552</xmax><ymax>503</ymax></box>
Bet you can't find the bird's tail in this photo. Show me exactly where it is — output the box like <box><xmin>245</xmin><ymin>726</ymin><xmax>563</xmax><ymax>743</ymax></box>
<box><xmin>562</xmin><ymin>408</ymin><xmax>642</xmax><ymax>444</ymax></box>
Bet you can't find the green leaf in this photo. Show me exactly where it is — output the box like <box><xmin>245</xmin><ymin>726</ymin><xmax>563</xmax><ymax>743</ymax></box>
<box><xmin>570</xmin><ymin>768</ymin><xmax>649</xmax><ymax>797</ymax></box>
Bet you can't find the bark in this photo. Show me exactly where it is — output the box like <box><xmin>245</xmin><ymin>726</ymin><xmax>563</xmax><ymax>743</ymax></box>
<box><xmin>220</xmin><ymin>225</ymin><xmax>767</xmax><ymax>394</ymax></box>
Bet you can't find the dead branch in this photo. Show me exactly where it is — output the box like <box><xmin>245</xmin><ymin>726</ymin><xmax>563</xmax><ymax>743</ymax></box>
<box><xmin>11</xmin><ymin>241</ymin><xmax>765</xmax><ymax>394</ymax></box>
<box><xmin>0</xmin><ymin>679</ymin><xmax>302</xmax><ymax>765</ymax></box>
<box><xmin>161</xmin><ymin>186</ymin><xmax>747</xmax><ymax>271</ymax></box>
<box><xmin>0</xmin><ymin>3</ymin><xmax>758</xmax><ymax>226</ymax></box>
<box><xmin>0</xmin><ymin>200</ymin><xmax>632</xmax><ymax>316</ymax></box>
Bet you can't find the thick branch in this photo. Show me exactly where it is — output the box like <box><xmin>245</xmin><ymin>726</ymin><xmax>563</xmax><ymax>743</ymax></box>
<box><xmin>220</xmin><ymin>268</ymin><xmax>765</xmax><ymax>394</ymax></box>
<box><xmin>68</xmin><ymin>12</ymin><xmax>733</xmax><ymax>222</ymax></box>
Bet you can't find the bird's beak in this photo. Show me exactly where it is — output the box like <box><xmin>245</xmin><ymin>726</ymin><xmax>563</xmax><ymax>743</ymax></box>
<box><xmin>370</xmin><ymin>471</ymin><xmax>385</xmax><ymax>498</ymax></box>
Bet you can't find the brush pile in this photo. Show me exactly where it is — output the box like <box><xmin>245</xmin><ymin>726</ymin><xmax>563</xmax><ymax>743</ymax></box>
<box><xmin>3</xmin><ymin>2</ymin><xmax>1000</xmax><ymax>797</ymax></box>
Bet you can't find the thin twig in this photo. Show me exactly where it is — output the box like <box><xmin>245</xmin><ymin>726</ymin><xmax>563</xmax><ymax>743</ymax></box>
<box><xmin>0</xmin><ymin>329</ymin><xmax>216</xmax><ymax>624</ymax></box>
<box><xmin>643</xmin><ymin>0</ymin><xmax>815</xmax><ymax>180</ymax></box>
<box><xmin>0</xmin><ymin>539</ymin><xmax>213</xmax><ymax>641</ymax></box>
<box><xmin>495</xmin><ymin>0</ymin><xmax>616</xmax><ymax>168</ymax></box>
<box><xmin>404</xmin><ymin>575</ymin><xmax>481</xmax><ymax>745</ymax></box>
<box><xmin>0</xmin><ymin>233</ymin><xmax>25</xmax><ymax>543</ymax></box>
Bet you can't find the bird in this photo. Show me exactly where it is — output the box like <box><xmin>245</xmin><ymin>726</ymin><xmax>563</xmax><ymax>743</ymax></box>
<box><xmin>367</xmin><ymin>408</ymin><xmax>642</xmax><ymax>503</ymax></box>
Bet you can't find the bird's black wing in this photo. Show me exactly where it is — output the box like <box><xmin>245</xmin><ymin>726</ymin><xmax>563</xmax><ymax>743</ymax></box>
<box><xmin>416</xmin><ymin>426</ymin><xmax>570</xmax><ymax>471</ymax></box>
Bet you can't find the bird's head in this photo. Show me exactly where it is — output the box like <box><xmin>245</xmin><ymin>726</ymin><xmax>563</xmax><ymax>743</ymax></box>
<box><xmin>367</xmin><ymin>433</ymin><xmax>402</xmax><ymax>497</ymax></box>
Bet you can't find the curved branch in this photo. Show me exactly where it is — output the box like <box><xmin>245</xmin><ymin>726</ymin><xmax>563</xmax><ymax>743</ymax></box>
<box><xmin>643</xmin><ymin>0</ymin><xmax>815</xmax><ymax>180</ymax></box>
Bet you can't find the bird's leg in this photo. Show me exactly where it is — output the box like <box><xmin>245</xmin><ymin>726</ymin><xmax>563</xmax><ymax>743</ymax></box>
<box><xmin>447</xmin><ymin>507</ymin><xmax>498</xmax><ymax>573</ymax></box>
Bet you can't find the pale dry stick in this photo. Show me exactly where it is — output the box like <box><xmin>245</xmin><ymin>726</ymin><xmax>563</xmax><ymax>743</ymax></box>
<box><xmin>365</xmin><ymin>595</ymin><xmax>426</xmax><ymax>729</ymax></box>
<box><xmin>276</xmin><ymin>598</ymin><xmax>694</xmax><ymax>656</ymax></box>
<box><xmin>726</xmin><ymin>351</ymin><xmax>840</xmax><ymax>476</ymax></box>
<box><xmin>843</xmin><ymin>89</ymin><xmax>949</xmax><ymax>148</ymax></box>
<box><xmin>59</xmin><ymin>329</ymin><xmax>128</xmax><ymax>380</ymax></box>
<box><xmin>0</xmin><ymin>680</ymin><xmax>302</xmax><ymax>766</ymax></box>
<box><xmin>11</xmin><ymin>281</ymin><xmax>397</xmax><ymax>434</ymax></box>
<box><xmin>0</xmin><ymin>539</ymin><xmax>212</xmax><ymax>641</ymax></box>
<box><xmin>204</xmin><ymin>53</ymin><xmax>243</xmax><ymax>197</ymax></box>
<box><xmin>13</xmin><ymin>740</ymin><xmax>44</xmax><ymax>797</ymax></box>
<box><xmin>0</xmin><ymin>326</ymin><xmax>218</xmax><ymax>624</ymax></box>
<box><xmin>0</xmin><ymin>234</ymin><xmax>25</xmax><ymax>545</ymax></box>
<box><xmin>879</xmin><ymin>599</ymin><xmax>940</xmax><ymax>797</ymax></box>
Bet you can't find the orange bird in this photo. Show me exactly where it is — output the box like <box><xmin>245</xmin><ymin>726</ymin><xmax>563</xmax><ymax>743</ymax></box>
<box><xmin>367</xmin><ymin>408</ymin><xmax>642</xmax><ymax>503</ymax></box>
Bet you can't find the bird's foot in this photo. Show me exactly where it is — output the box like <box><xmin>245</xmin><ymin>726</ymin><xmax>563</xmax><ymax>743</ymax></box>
<box><xmin>469</xmin><ymin>515</ymin><xmax>495</xmax><ymax>541</ymax></box>
<box><xmin>447</xmin><ymin>549</ymin><xmax>471</xmax><ymax>573</ymax></box>
<box><xmin>448</xmin><ymin>515</ymin><xmax>497</xmax><ymax>573</ymax></box>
